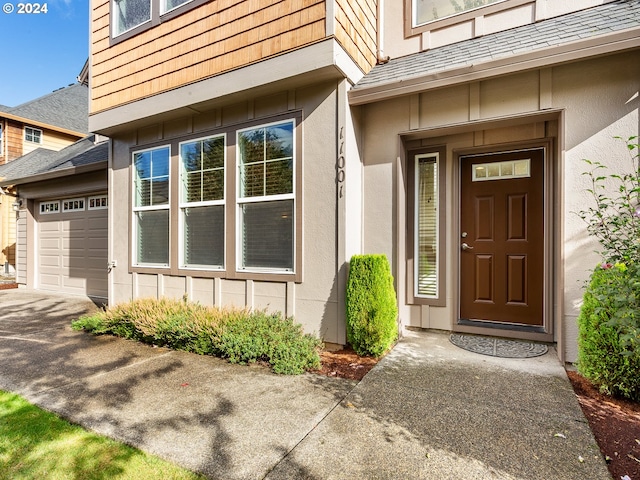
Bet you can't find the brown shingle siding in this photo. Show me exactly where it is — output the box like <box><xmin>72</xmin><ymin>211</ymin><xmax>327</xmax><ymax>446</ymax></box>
<box><xmin>90</xmin><ymin>0</ymin><xmax>326</xmax><ymax>113</ymax></box>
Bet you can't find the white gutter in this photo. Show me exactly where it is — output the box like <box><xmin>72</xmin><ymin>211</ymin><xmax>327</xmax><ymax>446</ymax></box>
<box><xmin>349</xmin><ymin>26</ymin><xmax>640</xmax><ymax>105</ymax></box>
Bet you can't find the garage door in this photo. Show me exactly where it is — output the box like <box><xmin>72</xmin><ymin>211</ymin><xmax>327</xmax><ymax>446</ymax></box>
<box><xmin>36</xmin><ymin>195</ymin><xmax>108</xmax><ymax>298</ymax></box>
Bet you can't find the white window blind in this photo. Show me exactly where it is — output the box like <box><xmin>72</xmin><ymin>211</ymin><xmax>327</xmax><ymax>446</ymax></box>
<box><xmin>416</xmin><ymin>154</ymin><xmax>438</xmax><ymax>297</ymax></box>
<box><xmin>180</xmin><ymin>135</ymin><xmax>225</xmax><ymax>268</ymax></box>
<box><xmin>237</xmin><ymin>120</ymin><xmax>294</xmax><ymax>271</ymax></box>
<box><xmin>133</xmin><ymin>146</ymin><xmax>170</xmax><ymax>266</ymax></box>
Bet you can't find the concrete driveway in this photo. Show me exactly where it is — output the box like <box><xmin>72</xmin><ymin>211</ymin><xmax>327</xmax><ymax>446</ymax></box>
<box><xmin>0</xmin><ymin>289</ymin><xmax>610</xmax><ymax>479</ymax></box>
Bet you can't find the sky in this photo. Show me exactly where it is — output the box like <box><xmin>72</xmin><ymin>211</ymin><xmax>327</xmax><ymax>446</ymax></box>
<box><xmin>0</xmin><ymin>0</ymin><xmax>88</xmax><ymax>107</ymax></box>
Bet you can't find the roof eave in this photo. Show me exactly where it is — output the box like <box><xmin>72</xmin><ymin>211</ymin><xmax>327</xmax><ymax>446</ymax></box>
<box><xmin>0</xmin><ymin>160</ymin><xmax>107</xmax><ymax>187</ymax></box>
<box><xmin>0</xmin><ymin>111</ymin><xmax>87</xmax><ymax>137</ymax></box>
<box><xmin>349</xmin><ymin>27</ymin><xmax>640</xmax><ymax>106</ymax></box>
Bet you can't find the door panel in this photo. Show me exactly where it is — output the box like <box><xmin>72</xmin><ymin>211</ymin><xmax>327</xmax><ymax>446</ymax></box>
<box><xmin>460</xmin><ymin>149</ymin><xmax>544</xmax><ymax>327</ymax></box>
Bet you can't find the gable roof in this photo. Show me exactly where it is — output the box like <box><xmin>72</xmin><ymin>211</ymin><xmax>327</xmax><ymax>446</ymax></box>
<box><xmin>0</xmin><ymin>83</ymin><xmax>89</xmax><ymax>134</ymax></box>
<box><xmin>0</xmin><ymin>135</ymin><xmax>107</xmax><ymax>186</ymax></box>
<box><xmin>350</xmin><ymin>0</ymin><xmax>640</xmax><ymax>104</ymax></box>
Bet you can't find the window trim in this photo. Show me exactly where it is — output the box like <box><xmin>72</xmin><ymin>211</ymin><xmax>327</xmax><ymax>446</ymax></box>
<box><xmin>128</xmin><ymin>111</ymin><xmax>303</xmax><ymax>283</ymax></box>
<box><xmin>110</xmin><ymin>0</ymin><xmax>209</xmax><ymax>44</ymax></box>
<box><xmin>236</xmin><ymin>119</ymin><xmax>296</xmax><ymax>275</ymax></box>
<box><xmin>88</xmin><ymin>195</ymin><xmax>109</xmax><ymax>210</ymax></box>
<box><xmin>61</xmin><ymin>198</ymin><xmax>86</xmax><ymax>212</ymax></box>
<box><xmin>405</xmin><ymin>0</ymin><xmax>531</xmax><ymax>38</ymax></box>
<box><xmin>24</xmin><ymin>126</ymin><xmax>42</xmax><ymax>144</ymax></box>
<box><xmin>407</xmin><ymin>146</ymin><xmax>446</xmax><ymax>306</ymax></box>
<box><xmin>178</xmin><ymin>133</ymin><xmax>227</xmax><ymax>271</ymax></box>
<box><xmin>131</xmin><ymin>144</ymin><xmax>172</xmax><ymax>268</ymax></box>
<box><xmin>39</xmin><ymin>201</ymin><xmax>60</xmax><ymax>215</ymax></box>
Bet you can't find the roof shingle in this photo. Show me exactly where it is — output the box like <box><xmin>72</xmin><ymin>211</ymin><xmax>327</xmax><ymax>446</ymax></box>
<box><xmin>0</xmin><ymin>136</ymin><xmax>107</xmax><ymax>185</ymax></box>
<box><xmin>354</xmin><ymin>0</ymin><xmax>640</xmax><ymax>91</ymax></box>
<box><xmin>1</xmin><ymin>83</ymin><xmax>88</xmax><ymax>134</ymax></box>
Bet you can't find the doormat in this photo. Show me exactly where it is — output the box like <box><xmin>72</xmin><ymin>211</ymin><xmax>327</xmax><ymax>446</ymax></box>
<box><xmin>450</xmin><ymin>334</ymin><xmax>548</xmax><ymax>358</ymax></box>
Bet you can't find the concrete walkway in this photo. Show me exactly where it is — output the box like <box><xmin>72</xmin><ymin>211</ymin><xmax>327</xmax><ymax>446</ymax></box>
<box><xmin>0</xmin><ymin>290</ymin><xmax>611</xmax><ymax>479</ymax></box>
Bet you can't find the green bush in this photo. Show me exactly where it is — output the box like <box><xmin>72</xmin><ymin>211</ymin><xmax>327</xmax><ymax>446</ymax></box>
<box><xmin>346</xmin><ymin>254</ymin><xmax>398</xmax><ymax>357</ymax></box>
<box><xmin>577</xmin><ymin>262</ymin><xmax>640</xmax><ymax>401</ymax></box>
<box><xmin>72</xmin><ymin>298</ymin><xmax>321</xmax><ymax>375</ymax></box>
<box><xmin>217</xmin><ymin>312</ymin><xmax>321</xmax><ymax>374</ymax></box>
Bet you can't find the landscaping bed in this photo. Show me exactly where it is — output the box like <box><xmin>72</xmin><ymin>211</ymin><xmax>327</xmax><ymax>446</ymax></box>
<box><xmin>568</xmin><ymin>370</ymin><xmax>640</xmax><ymax>480</ymax></box>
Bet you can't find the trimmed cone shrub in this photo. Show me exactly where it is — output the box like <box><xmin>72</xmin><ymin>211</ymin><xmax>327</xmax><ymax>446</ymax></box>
<box><xmin>346</xmin><ymin>254</ymin><xmax>398</xmax><ymax>357</ymax></box>
<box><xmin>576</xmin><ymin>262</ymin><xmax>640</xmax><ymax>401</ymax></box>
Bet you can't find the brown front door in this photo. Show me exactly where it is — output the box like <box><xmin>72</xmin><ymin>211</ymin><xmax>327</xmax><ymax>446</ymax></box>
<box><xmin>459</xmin><ymin>149</ymin><xmax>544</xmax><ymax>327</ymax></box>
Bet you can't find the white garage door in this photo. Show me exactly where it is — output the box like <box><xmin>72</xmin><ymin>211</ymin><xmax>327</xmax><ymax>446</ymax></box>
<box><xmin>36</xmin><ymin>195</ymin><xmax>108</xmax><ymax>298</ymax></box>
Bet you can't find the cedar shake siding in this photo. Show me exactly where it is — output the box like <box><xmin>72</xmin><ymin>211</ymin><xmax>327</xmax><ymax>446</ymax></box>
<box><xmin>90</xmin><ymin>0</ymin><xmax>379</xmax><ymax>114</ymax></box>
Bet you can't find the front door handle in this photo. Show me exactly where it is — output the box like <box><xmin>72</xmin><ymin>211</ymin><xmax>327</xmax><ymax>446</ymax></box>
<box><xmin>461</xmin><ymin>243</ymin><xmax>474</xmax><ymax>251</ymax></box>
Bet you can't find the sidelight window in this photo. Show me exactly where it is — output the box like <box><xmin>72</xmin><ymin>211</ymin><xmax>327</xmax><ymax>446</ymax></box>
<box><xmin>415</xmin><ymin>153</ymin><xmax>439</xmax><ymax>298</ymax></box>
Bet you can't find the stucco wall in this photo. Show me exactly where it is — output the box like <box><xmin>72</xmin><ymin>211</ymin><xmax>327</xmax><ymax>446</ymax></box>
<box><xmin>108</xmin><ymin>81</ymin><xmax>344</xmax><ymax>344</ymax></box>
<box><xmin>358</xmin><ymin>50</ymin><xmax>640</xmax><ymax>362</ymax></box>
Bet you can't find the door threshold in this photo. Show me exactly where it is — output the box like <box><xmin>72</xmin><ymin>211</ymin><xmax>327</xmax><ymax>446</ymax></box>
<box><xmin>458</xmin><ymin>318</ymin><xmax>547</xmax><ymax>335</ymax></box>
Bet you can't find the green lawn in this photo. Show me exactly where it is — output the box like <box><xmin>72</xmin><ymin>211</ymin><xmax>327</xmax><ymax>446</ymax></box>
<box><xmin>0</xmin><ymin>390</ymin><xmax>205</xmax><ymax>480</ymax></box>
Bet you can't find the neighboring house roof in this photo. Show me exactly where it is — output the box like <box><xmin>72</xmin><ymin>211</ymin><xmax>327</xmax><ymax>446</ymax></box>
<box><xmin>0</xmin><ymin>135</ymin><xmax>107</xmax><ymax>186</ymax></box>
<box><xmin>350</xmin><ymin>0</ymin><xmax>640</xmax><ymax>104</ymax></box>
<box><xmin>0</xmin><ymin>83</ymin><xmax>89</xmax><ymax>134</ymax></box>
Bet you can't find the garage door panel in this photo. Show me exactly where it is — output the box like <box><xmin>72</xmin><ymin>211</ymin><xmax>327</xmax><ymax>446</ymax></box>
<box><xmin>65</xmin><ymin>219</ymin><xmax>86</xmax><ymax>230</ymax></box>
<box><xmin>63</xmin><ymin>276</ymin><xmax>86</xmax><ymax>288</ymax></box>
<box><xmin>39</xmin><ymin>222</ymin><xmax>62</xmax><ymax>233</ymax></box>
<box><xmin>37</xmin><ymin>196</ymin><xmax>107</xmax><ymax>298</ymax></box>
<box><xmin>39</xmin><ymin>255</ymin><xmax>62</xmax><ymax>267</ymax></box>
<box><xmin>67</xmin><ymin>239</ymin><xmax>86</xmax><ymax>250</ymax></box>
<box><xmin>39</xmin><ymin>274</ymin><xmax>62</xmax><ymax>289</ymax></box>
<box><xmin>88</xmin><ymin>216</ymin><xmax>107</xmax><ymax>227</ymax></box>
<box><xmin>40</xmin><ymin>237</ymin><xmax>62</xmax><ymax>249</ymax></box>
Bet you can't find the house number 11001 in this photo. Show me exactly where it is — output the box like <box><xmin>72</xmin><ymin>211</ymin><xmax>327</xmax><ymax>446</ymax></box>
<box><xmin>337</xmin><ymin>126</ymin><xmax>346</xmax><ymax>198</ymax></box>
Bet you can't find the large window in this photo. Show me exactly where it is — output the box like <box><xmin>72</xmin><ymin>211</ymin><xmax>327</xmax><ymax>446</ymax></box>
<box><xmin>130</xmin><ymin>115</ymin><xmax>300</xmax><ymax>279</ymax></box>
<box><xmin>179</xmin><ymin>135</ymin><xmax>225</xmax><ymax>269</ymax></box>
<box><xmin>133</xmin><ymin>146</ymin><xmax>170</xmax><ymax>266</ymax></box>
<box><xmin>237</xmin><ymin>120</ymin><xmax>295</xmax><ymax>272</ymax></box>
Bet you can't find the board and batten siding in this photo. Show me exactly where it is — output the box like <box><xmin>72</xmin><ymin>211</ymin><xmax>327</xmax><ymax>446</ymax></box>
<box><xmin>334</xmin><ymin>0</ymin><xmax>377</xmax><ymax>74</ymax></box>
<box><xmin>90</xmin><ymin>0</ymin><xmax>327</xmax><ymax>114</ymax></box>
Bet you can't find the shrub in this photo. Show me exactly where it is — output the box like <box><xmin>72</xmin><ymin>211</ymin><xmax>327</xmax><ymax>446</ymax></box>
<box><xmin>72</xmin><ymin>298</ymin><xmax>321</xmax><ymax>375</ymax></box>
<box><xmin>577</xmin><ymin>136</ymin><xmax>639</xmax><ymax>263</ymax></box>
<box><xmin>346</xmin><ymin>254</ymin><xmax>398</xmax><ymax>357</ymax></box>
<box><xmin>217</xmin><ymin>312</ymin><xmax>321</xmax><ymax>374</ymax></box>
<box><xmin>577</xmin><ymin>263</ymin><xmax>640</xmax><ymax>401</ymax></box>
